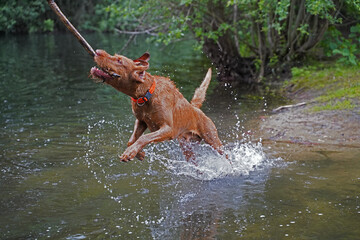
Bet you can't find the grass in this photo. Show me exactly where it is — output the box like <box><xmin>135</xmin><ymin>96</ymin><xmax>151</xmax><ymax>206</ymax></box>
<box><xmin>312</xmin><ymin>99</ymin><xmax>356</xmax><ymax>111</ymax></box>
<box><xmin>285</xmin><ymin>62</ymin><xmax>360</xmax><ymax>111</ymax></box>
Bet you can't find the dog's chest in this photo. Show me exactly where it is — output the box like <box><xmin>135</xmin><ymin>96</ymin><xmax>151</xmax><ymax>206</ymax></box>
<box><xmin>133</xmin><ymin>108</ymin><xmax>161</xmax><ymax>131</ymax></box>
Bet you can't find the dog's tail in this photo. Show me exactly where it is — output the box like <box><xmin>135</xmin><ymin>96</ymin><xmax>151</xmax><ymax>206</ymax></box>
<box><xmin>191</xmin><ymin>68</ymin><xmax>212</xmax><ymax>108</ymax></box>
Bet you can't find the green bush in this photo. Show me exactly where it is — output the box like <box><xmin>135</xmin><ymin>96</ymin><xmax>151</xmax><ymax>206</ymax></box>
<box><xmin>43</xmin><ymin>19</ymin><xmax>54</xmax><ymax>32</ymax></box>
<box><xmin>0</xmin><ymin>0</ymin><xmax>47</xmax><ymax>33</ymax></box>
<box><xmin>321</xmin><ymin>24</ymin><xmax>360</xmax><ymax>66</ymax></box>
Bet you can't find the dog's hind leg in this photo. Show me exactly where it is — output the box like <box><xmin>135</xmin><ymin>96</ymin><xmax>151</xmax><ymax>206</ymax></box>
<box><xmin>199</xmin><ymin>117</ymin><xmax>226</xmax><ymax>157</ymax></box>
<box><xmin>179</xmin><ymin>139</ymin><xmax>197</xmax><ymax>165</ymax></box>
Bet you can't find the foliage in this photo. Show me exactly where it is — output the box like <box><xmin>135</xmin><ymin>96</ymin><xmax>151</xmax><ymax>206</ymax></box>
<box><xmin>321</xmin><ymin>24</ymin><xmax>360</xmax><ymax>65</ymax></box>
<box><xmin>287</xmin><ymin>62</ymin><xmax>360</xmax><ymax>110</ymax></box>
<box><xmin>0</xmin><ymin>0</ymin><xmax>102</xmax><ymax>33</ymax></box>
<box><xmin>0</xmin><ymin>0</ymin><xmax>48</xmax><ymax>33</ymax></box>
<box><xmin>43</xmin><ymin>19</ymin><xmax>54</xmax><ymax>32</ymax></box>
<box><xmin>80</xmin><ymin>0</ymin><xmax>120</xmax><ymax>32</ymax></box>
<box><xmin>312</xmin><ymin>99</ymin><xmax>356</xmax><ymax>111</ymax></box>
<box><xmin>98</xmin><ymin>0</ymin><xmax>360</xmax><ymax>82</ymax></box>
<box><xmin>1</xmin><ymin>0</ymin><xmax>359</xmax><ymax>84</ymax></box>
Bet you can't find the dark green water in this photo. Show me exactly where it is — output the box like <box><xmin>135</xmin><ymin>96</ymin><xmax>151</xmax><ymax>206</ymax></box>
<box><xmin>0</xmin><ymin>33</ymin><xmax>359</xmax><ymax>239</ymax></box>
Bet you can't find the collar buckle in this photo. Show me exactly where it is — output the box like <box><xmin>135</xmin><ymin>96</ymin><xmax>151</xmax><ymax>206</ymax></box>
<box><xmin>135</xmin><ymin>98</ymin><xmax>146</xmax><ymax>107</ymax></box>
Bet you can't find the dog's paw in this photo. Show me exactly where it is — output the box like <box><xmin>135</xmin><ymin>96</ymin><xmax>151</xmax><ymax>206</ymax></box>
<box><xmin>136</xmin><ymin>151</ymin><xmax>145</xmax><ymax>161</ymax></box>
<box><xmin>119</xmin><ymin>152</ymin><xmax>135</xmax><ymax>162</ymax></box>
<box><xmin>119</xmin><ymin>154</ymin><xmax>131</xmax><ymax>162</ymax></box>
<box><xmin>119</xmin><ymin>145</ymin><xmax>140</xmax><ymax>162</ymax></box>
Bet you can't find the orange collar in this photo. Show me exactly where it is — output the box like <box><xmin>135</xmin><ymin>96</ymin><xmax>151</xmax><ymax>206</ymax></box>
<box><xmin>131</xmin><ymin>80</ymin><xmax>156</xmax><ymax>106</ymax></box>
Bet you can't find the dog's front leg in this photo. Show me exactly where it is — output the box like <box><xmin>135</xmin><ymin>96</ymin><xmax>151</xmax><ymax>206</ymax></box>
<box><xmin>127</xmin><ymin>119</ymin><xmax>147</xmax><ymax>160</ymax></box>
<box><xmin>128</xmin><ymin>119</ymin><xmax>147</xmax><ymax>145</ymax></box>
<box><xmin>120</xmin><ymin>125</ymin><xmax>173</xmax><ymax>162</ymax></box>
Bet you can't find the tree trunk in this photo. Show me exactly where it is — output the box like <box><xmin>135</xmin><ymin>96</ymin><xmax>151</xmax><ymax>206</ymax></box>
<box><xmin>197</xmin><ymin>0</ymin><xmax>257</xmax><ymax>84</ymax></box>
<box><xmin>203</xmin><ymin>36</ymin><xmax>256</xmax><ymax>84</ymax></box>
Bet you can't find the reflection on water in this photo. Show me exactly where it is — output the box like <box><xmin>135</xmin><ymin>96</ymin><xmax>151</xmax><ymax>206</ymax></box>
<box><xmin>1</xmin><ymin>33</ymin><xmax>359</xmax><ymax>239</ymax></box>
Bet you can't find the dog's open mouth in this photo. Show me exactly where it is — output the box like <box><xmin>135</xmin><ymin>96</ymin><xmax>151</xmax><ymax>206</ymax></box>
<box><xmin>90</xmin><ymin>67</ymin><xmax>114</xmax><ymax>83</ymax></box>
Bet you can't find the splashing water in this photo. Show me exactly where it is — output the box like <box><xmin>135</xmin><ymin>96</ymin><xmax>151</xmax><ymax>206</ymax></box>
<box><xmin>145</xmin><ymin>140</ymin><xmax>269</xmax><ymax>181</ymax></box>
<box><xmin>82</xmin><ymin>119</ymin><xmax>277</xmax><ymax>184</ymax></box>
<box><xmin>79</xmin><ymin>117</ymin><xmax>282</xmax><ymax>238</ymax></box>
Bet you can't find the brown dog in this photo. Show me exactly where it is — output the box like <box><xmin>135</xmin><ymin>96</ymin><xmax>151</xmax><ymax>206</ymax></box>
<box><xmin>90</xmin><ymin>49</ymin><xmax>225</xmax><ymax>162</ymax></box>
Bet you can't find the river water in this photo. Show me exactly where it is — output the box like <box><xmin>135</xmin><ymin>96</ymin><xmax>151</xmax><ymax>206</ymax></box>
<box><xmin>0</xmin><ymin>33</ymin><xmax>359</xmax><ymax>239</ymax></box>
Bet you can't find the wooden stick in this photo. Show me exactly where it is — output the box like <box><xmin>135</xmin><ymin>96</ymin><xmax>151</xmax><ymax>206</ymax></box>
<box><xmin>47</xmin><ymin>0</ymin><xmax>96</xmax><ymax>57</ymax></box>
<box><xmin>272</xmin><ymin>102</ymin><xmax>307</xmax><ymax>113</ymax></box>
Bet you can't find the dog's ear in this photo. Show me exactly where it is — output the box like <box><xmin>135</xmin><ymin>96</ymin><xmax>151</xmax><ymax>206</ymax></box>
<box><xmin>133</xmin><ymin>53</ymin><xmax>150</xmax><ymax>71</ymax></box>
<box><xmin>132</xmin><ymin>52</ymin><xmax>150</xmax><ymax>83</ymax></box>
<box><xmin>134</xmin><ymin>52</ymin><xmax>150</xmax><ymax>62</ymax></box>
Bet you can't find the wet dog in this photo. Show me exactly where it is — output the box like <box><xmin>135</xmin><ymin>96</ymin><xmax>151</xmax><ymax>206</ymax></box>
<box><xmin>90</xmin><ymin>50</ymin><xmax>225</xmax><ymax>162</ymax></box>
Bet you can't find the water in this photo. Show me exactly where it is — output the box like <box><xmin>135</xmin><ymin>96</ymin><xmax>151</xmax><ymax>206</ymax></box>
<box><xmin>1</xmin><ymin>33</ymin><xmax>359</xmax><ymax>239</ymax></box>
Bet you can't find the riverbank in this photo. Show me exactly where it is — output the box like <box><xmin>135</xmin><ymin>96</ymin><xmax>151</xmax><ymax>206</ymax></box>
<box><xmin>252</xmin><ymin>63</ymin><xmax>360</xmax><ymax>156</ymax></box>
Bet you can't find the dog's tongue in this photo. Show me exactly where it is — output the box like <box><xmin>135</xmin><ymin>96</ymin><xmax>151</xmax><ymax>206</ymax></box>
<box><xmin>90</xmin><ymin>67</ymin><xmax>112</xmax><ymax>81</ymax></box>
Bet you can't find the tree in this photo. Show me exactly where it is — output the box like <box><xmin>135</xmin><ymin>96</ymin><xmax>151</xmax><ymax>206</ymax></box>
<box><xmin>0</xmin><ymin>0</ymin><xmax>102</xmax><ymax>33</ymax></box>
<box><xmin>104</xmin><ymin>0</ymin><xmax>360</xmax><ymax>83</ymax></box>
<box><xmin>2</xmin><ymin>0</ymin><xmax>358</xmax><ymax>83</ymax></box>
<box><xmin>0</xmin><ymin>0</ymin><xmax>48</xmax><ymax>33</ymax></box>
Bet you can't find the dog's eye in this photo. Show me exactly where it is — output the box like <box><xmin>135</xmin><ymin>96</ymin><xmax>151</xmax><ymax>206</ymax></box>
<box><xmin>118</xmin><ymin>59</ymin><xmax>122</xmax><ymax>64</ymax></box>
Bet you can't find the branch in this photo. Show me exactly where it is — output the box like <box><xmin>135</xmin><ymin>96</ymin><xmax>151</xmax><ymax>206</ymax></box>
<box><xmin>117</xmin><ymin>13</ymin><xmax>158</xmax><ymax>52</ymax></box>
<box><xmin>287</xmin><ymin>0</ymin><xmax>305</xmax><ymax>51</ymax></box>
<box><xmin>233</xmin><ymin>3</ymin><xmax>240</xmax><ymax>54</ymax></box>
<box><xmin>257</xmin><ymin>22</ymin><xmax>266</xmax><ymax>82</ymax></box>
<box><xmin>115</xmin><ymin>28</ymin><xmax>159</xmax><ymax>36</ymax></box>
<box><xmin>272</xmin><ymin>102</ymin><xmax>307</xmax><ymax>112</ymax></box>
<box><xmin>297</xmin><ymin>17</ymin><xmax>328</xmax><ymax>53</ymax></box>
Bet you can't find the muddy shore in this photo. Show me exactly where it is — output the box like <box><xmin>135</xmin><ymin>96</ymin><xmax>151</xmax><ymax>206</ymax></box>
<box><xmin>251</xmin><ymin>89</ymin><xmax>360</xmax><ymax>159</ymax></box>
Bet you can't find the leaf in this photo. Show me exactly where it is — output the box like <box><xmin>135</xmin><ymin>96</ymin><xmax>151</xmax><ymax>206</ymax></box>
<box><xmin>180</xmin><ymin>0</ymin><xmax>193</xmax><ymax>5</ymax></box>
<box><xmin>349</xmin><ymin>55</ymin><xmax>357</xmax><ymax>65</ymax></box>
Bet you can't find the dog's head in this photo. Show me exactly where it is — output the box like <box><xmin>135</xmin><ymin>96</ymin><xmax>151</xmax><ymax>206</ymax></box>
<box><xmin>90</xmin><ymin>49</ymin><xmax>150</xmax><ymax>94</ymax></box>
